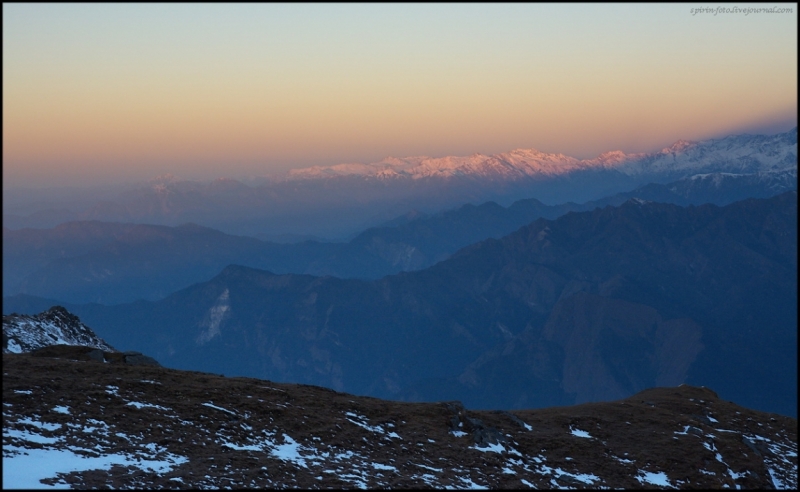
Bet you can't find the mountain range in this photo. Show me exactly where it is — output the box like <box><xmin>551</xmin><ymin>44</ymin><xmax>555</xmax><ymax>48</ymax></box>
<box><xmin>4</xmin><ymin>127</ymin><xmax>796</xmax><ymax>238</ymax></box>
<box><xmin>287</xmin><ymin>128</ymin><xmax>796</xmax><ymax>182</ymax></box>
<box><xmin>5</xmin><ymin>192</ymin><xmax>796</xmax><ymax>418</ymax></box>
<box><xmin>4</xmin><ymin>167</ymin><xmax>796</xmax><ymax>305</ymax></box>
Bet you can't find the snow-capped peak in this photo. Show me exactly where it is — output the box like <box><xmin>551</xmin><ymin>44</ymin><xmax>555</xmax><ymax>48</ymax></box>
<box><xmin>3</xmin><ymin>306</ymin><xmax>116</xmax><ymax>354</ymax></box>
<box><xmin>661</xmin><ymin>140</ymin><xmax>696</xmax><ymax>154</ymax></box>
<box><xmin>148</xmin><ymin>173</ymin><xmax>180</xmax><ymax>185</ymax></box>
<box><xmin>280</xmin><ymin>128</ymin><xmax>795</xmax><ymax>183</ymax></box>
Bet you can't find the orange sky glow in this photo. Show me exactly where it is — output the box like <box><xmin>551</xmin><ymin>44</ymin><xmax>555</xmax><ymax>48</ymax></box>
<box><xmin>3</xmin><ymin>4</ymin><xmax>797</xmax><ymax>188</ymax></box>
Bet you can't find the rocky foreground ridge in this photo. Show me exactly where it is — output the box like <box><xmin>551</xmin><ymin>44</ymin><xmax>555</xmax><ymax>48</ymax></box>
<box><xmin>3</xmin><ymin>346</ymin><xmax>797</xmax><ymax>489</ymax></box>
<box><xmin>2</xmin><ymin>307</ymin><xmax>160</xmax><ymax>366</ymax></box>
<box><xmin>3</xmin><ymin>306</ymin><xmax>117</xmax><ymax>354</ymax></box>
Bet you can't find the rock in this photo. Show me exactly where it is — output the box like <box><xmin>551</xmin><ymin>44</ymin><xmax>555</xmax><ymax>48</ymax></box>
<box><xmin>741</xmin><ymin>435</ymin><xmax>771</xmax><ymax>457</ymax></box>
<box><xmin>687</xmin><ymin>426</ymin><xmax>704</xmax><ymax>436</ymax></box>
<box><xmin>742</xmin><ymin>436</ymin><xmax>761</xmax><ymax>456</ymax></box>
<box><xmin>499</xmin><ymin>411</ymin><xmax>531</xmax><ymax>430</ymax></box>
<box><xmin>472</xmin><ymin>424</ymin><xmax>505</xmax><ymax>447</ymax></box>
<box><xmin>87</xmin><ymin>349</ymin><xmax>105</xmax><ymax>362</ymax></box>
<box><xmin>465</xmin><ymin>417</ymin><xmax>506</xmax><ymax>447</ymax></box>
<box><xmin>693</xmin><ymin>414</ymin><xmax>714</xmax><ymax>425</ymax></box>
<box><xmin>124</xmin><ymin>353</ymin><xmax>161</xmax><ymax>366</ymax></box>
<box><xmin>444</xmin><ymin>401</ymin><xmax>466</xmax><ymax>431</ymax></box>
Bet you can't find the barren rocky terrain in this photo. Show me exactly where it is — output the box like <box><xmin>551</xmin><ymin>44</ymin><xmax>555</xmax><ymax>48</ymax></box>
<box><xmin>3</xmin><ymin>346</ymin><xmax>797</xmax><ymax>489</ymax></box>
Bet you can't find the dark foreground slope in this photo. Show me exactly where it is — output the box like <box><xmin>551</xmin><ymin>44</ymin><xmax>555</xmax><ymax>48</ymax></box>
<box><xmin>3</xmin><ymin>349</ymin><xmax>797</xmax><ymax>489</ymax></box>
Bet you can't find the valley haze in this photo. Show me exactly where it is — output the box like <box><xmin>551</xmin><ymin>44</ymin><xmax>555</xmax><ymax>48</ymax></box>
<box><xmin>4</xmin><ymin>126</ymin><xmax>797</xmax><ymax>239</ymax></box>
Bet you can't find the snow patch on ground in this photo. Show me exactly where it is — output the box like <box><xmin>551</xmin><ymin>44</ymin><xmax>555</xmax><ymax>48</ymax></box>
<box><xmin>343</xmin><ymin>411</ymin><xmax>400</xmax><ymax>439</ymax></box>
<box><xmin>570</xmin><ymin>426</ymin><xmax>593</xmax><ymax>438</ymax></box>
<box><xmin>200</xmin><ymin>402</ymin><xmax>236</xmax><ymax>415</ymax></box>
<box><xmin>637</xmin><ymin>470</ymin><xmax>672</xmax><ymax>487</ymax></box>
<box><xmin>126</xmin><ymin>401</ymin><xmax>171</xmax><ymax>411</ymax></box>
<box><xmin>3</xmin><ymin>414</ymin><xmax>187</xmax><ymax>490</ymax></box>
<box><xmin>472</xmin><ymin>442</ymin><xmax>506</xmax><ymax>454</ymax></box>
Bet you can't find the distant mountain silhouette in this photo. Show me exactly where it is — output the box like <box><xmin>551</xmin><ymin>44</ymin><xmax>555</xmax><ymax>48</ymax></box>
<box><xmin>5</xmin><ymin>192</ymin><xmax>796</xmax><ymax>417</ymax></box>
<box><xmin>3</xmin><ymin>222</ymin><xmax>337</xmax><ymax>304</ymax></box>
<box><xmin>5</xmin><ymin>168</ymin><xmax>795</xmax><ymax>304</ymax></box>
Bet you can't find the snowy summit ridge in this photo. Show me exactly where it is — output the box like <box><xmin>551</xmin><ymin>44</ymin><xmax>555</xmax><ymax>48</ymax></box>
<box><xmin>285</xmin><ymin>128</ymin><xmax>798</xmax><ymax>182</ymax></box>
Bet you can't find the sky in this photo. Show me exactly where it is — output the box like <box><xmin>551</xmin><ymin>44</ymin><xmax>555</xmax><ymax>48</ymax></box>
<box><xmin>3</xmin><ymin>3</ymin><xmax>797</xmax><ymax>188</ymax></box>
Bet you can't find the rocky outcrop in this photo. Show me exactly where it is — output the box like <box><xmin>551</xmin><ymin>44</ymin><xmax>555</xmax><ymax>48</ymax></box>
<box><xmin>3</xmin><ymin>306</ymin><xmax>116</xmax><ymax>354</ymax></box>
<box><xmin>122</xmin><ymin>351</ymin><xmax>161</xmax><ymax>366</ymax></box>
<box><xmin>3</xmin><ymin>306</ymin><xmax>161</xmax><ymax>367</ymax></box>
<box><xmin>30</xmin><ymin>345</ymin><xmax>160</xmax><ymax>366</ymax></box>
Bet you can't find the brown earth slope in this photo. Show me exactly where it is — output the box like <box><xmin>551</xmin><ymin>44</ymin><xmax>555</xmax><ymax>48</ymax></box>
<box><xmin>3</xmin><ymin>346</ymin><xmax>796</xmax><ymax>489</ymax></box>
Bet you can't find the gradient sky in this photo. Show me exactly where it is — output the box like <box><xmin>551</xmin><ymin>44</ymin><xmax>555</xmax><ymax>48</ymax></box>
<box><xmin>3</xmin><ymin>3</ymin><xmax>797</xmax><ymax>188</ymax></box>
